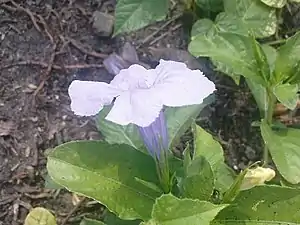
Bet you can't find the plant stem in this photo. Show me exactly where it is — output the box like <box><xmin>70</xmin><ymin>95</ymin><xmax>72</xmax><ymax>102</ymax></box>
<box><xmin>263</xmin><ymin>88</ymin><xmax>276</xmax><ymax>166</ymax></box>
<box><xmin>264</xmin><ymin>39</ymin><xmax>287</xmax><ymax>46</ymax></box>
<box><xmin>155</xmin><ymin>150</ymin><xmax>171</xmax><ymax>193</ymax></box>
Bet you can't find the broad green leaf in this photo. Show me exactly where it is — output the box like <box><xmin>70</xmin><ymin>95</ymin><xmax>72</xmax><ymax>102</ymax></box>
<box><xmin>182</xmin><ymin>156</ymin><xmax>214</xmax><ymax>200</ymax></box>
<box><xmin>251</xmin><ymin>34</ymin><xmax>270</xmax><ymax>82</ymax></box>
<box><xmin>147</xmin><ymin>194</ymin><xmax>228</xmax><ymax>225</ymax></box>
<box><xmin>195</xmin><ymin>0</ymin><xmax>223</xmax><ymax>12</ymax></box>
<box><xmin>290</xmin><ymin>0</ymin><xmax>300</xmax><ymax>2</ymax></box>
<box><xmin>114</xmin><ymin>0</ymin><xmax>169</xmax><ymax>35</ymax></box>
<box><xmin>80</xmin><ymin>218</ymin><xmax>106</xmax><ymax>225</ymax></box>
<box><xmin>273</xmin><ymin>83</ymin><xmax>299</xmax><ymax>110</ymax></box>
<box><xmin>47</xmin><ymin>141</ymin><xmax>162</xmax><ymax>220</ymax></box>
<box><xmin>188</xmin><ymin>32</ymin><xmax>265</xmax><ymax>85</ymax></box>
<box><xmin>216</xmin><ymin>12</ymin><xmax>276</xmax><ymax>39</ymax></box>
<box><xmin>218</xmin><ymin>0</ymin><xmax>276</xmax><ymax>38</ymax></box>
<box><xmin>97</xmin><ymin>94</ymin><xmax>215</xmax><ymax>151</ymax></box>
<box><xmin>183</xmin><ymin>144</ymin><xmax>192</xmax><ymax>174</ymax></box>
<box><xmin>260</xmin><ymin>0</ymin><xmax>287</xmax><ymax>8</ymax></box>
<box><xmin>44</xmin><ymin>173</ymin><xmax>63</xmax><ymax>190</ymax></box>
<box><xmin>24</xmin><ymin>207</ymin><xmax>56</xmax><ymax>225</ymax></box>
<box><xmin>275</xmin><ymin>32</ymin><xmax>300</xmax><ymax>83</ymax></box>
<box><xmin>103</xmin><ymin>211</ymin><xmax>141</xmax><ymax>225</ymax></box>
<box><xmin>246</xmin><ymin>45</ymin><xmax>277</xmax><ymax>115</ymax></box>
<box><xmin>261</xmin><ymin>121</ymin><xmax>300</xmax><ymax>184</ymax></box>
<box><xmin>222</xmin><ymin>167</ymin><xmax>249</xmax><ymax>203</ymax></box>
<box><xmin>192</xmin><ymin>124</ymin><xmax>235</xmax><ymax>192</ymax></box>
<box><xmin>262</xmin><ymin>44</ymin><xmax>278</xmax><ymax>75</ymax></box>
<box><xmin>211</xmin><ymin>61</ymin><xmax>241</xmax><ymax>85</ymax></box>
<box><xmin>191</xmin><ymin>19</ymin><xmax>218</xmax><ymax>40</ymax></box>
<box><xmin>212</xmin><ymin>185</ymin><xmax>300</xmax><ymax>224</ymax></box>
<box><xmin>285</xmin><ymin>63</ymin><xmax>300</xmax><ymax>84</ymax></box>
<box><xmin>193</xmin><ymin>125</ymin><xmax>222</xmax><ymax>161</ymax></box>
<box><xmin>166</xmin><ymin>93</ymin><xmax>215</xmax><ymax>148</ymax></box>
<box><xmin>246</xmin><ymin>79</ymin><xmax>268</xmax><ymax>115</ymax></box>
<box><xmin>96</xmin><ymin>106</ymin><xmax>145</xmax><ymax>151</ymax></box>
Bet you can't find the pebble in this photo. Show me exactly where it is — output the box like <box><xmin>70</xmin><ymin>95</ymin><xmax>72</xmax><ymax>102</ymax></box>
<box><xmin>92</xmin><ymin>11</ymin><xmax>114</xmax><ymax>37</ymax></box>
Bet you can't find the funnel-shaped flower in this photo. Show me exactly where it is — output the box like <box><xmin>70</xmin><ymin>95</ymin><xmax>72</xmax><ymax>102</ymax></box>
<box><xmin>138</xmin><ymin>110</ymin><xmax>168</xmax><ymax>159</ymax></box>
<box><xmin>68</xmin><ymin>59</ymin><xmax>215</xmax><ymax>127</ymax></box>
<box><xmin>68</xmin><ymin>59</ymin><xmax>215</xmax><ymax>193</ymax></box>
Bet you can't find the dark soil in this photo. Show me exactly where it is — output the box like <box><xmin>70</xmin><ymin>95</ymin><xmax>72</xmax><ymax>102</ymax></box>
<box><xmin>0</xmin><ymin>1</ymin><xmax>300</xmax><ymax>225</ymax></box>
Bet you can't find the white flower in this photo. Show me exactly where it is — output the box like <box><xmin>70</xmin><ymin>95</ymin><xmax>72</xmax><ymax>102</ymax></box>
<box><xmin>240</xmin><ymin>167</ymin><xmax>276</xmax><ymax>190</ymax></box>
<box><xmin>68</xmin><ymin>59</ymin><xmax>215</xmax><ymax>127</ymax></box>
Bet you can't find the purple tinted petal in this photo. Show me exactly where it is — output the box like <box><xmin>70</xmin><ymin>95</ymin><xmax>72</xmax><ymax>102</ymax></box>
<box><xmin>109</xmin><ymin>64</ymin><xmax>153</xmax><ymax>91</ymax></box>
<box><xmin>105</xmin><ymin>89</ymin><xmax>163</xmax><ymax>126</ymax></box>
<box><xmin>104</xmin><ymin>92</ymin><xmax>133</xmax><ymax>125</ymax></box>
<box><xmin>68</xmin><ymin>80</ymin><xmax>121</xmax><ymax>116</ymax></box>
<box><xmin>153</xmin><ymin>60</ymin><xmax>215</xmax><ymax>107</ymax></box>
<box><xmin>138</xmin><ymin>110</ymin><xmax>168</xmax><ymax>159</ymax></box>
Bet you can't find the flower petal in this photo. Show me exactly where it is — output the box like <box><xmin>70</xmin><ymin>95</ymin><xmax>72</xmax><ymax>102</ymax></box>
<box><xmin>153</xmin><ymin>60</ymin><xmax>215</xmax><ymax>107</ymax></box>
<box><xmin>105</xmin><ymin>89</ymin><xmax>163</xmax><ymax>127</ymax></box>
<box><xmin>68</xmin><ymin>80</ymin><xmax>121</xmax><ymax>116</ymax></box>
<box><xmin>109</xmin><ymin>64</ymin><xmax>153</xmax><ymax>91</ymax></box>
<box><xmin>138</xmin><ymin>110</ymin><xmax>168</xmax><ymax>158</ymax></box>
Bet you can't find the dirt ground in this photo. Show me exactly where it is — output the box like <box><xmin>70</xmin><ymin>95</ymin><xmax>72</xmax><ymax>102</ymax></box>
<box><xmin>1</xmin><ymin>1</ymin><xmax>300</xmax><ymax>225</ymax></box>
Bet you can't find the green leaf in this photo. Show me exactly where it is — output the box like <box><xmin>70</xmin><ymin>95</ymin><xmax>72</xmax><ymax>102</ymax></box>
<box><xmin>191</xmin><ymin>19</ymin><xmax>218</xmax><ymax>40</ymax></box>
<box><xmin>24</xmin><ymin>207</ymin><xmax>56</xmax><ymax>225</ymax></box>
<box><xmin>246</xmin><ymin>45</ymin><xmax>278</xmax><ymax>115</ymax></box>
<box><xmin>183</xmin><ymin>144</ymin><xmax>192</xmax><ymax>174</ymax></box>
<box><xmin>188</xmin><ymin>32</ymin><xmax>265</xmax><ymax>85</ymax></box>
<box><xmin>212</xmin><ymin>185</ymin><xmax>300</xmax><ymax>224</ymax></box>
<box><xmin>275</xmin><ymin>32</ymin><xmax>300</xmax><ymax>83</ymax></box>
<box><xmin>80</xmin><ymin>218</ymin><xmax>106</xmax><ymax>225</ymax></box>
<box><xmin>192</xmin><ymin>124</ymin><xmax>235</xmax><ymax>193</ymax></box>
<box><xmin>147</xmin><ymin>194</ymin><xmax>228</xmax><ymax>225</ymax></box>
<box><xmin>273</xmin><ymin>83</ymin><xmax>299</xmax><ymax>110</ymax></box>
<box><xmin>103</xmin><ymin>211</ymin><xmax>141</xmax><ymax>225</ymax></box>
<box><xmin>182</xmin><ymin>156</ymin><xmax>214</xmax><ymax>200</ymax></box>
<box><xmin>96</xmin><ymin>106</ymin><xmax>145</xmax><ymax>151</ymax></box>
<box><xmin>166</xmin><ymin>93</ymin><xmax>215</xmax><ymax>148</ymax></box>
<box><xmin>260</xmin><ymin>0</ymin><xmax>287</xmax><ymax>8</ymax></box>
<box><xmin>246</xmin><ymin>79</ymin><xmax>268</xmax><ymax>115</ymax></box>
<box><xmin>262</xmin><ymin>44</ymin><xmax>278</xmax><ymax>75</ymax></box>
<box><xmin>47</xmin><ymin>141</ymin><xmax>162</xmax><ymax>221</ymax></box>
<box><xmin>261</xmin><ymin>121</ymin><xmax>300</xmax><ymax>184</ymax></box>
<box><xmin>217</xmin><ymin>0</ymin><xmax>276</xmax><ymax>38</ymax></box>
<box><xmin>97</xmin><ymin>94</ymin><xmax>215</xmax><ymax>151</ymax></box>
<box><xmin>251</xmin><ymin>34</ymin><xmax>271</xmax><ymax>82</ymax></box>
<box><xmin>222</xmin><ymin>167</ymin><xmax>248</xmax><ymax>203</ymax></box>
<box><xmin>44</xmin><ymin>173</ymin><xmax>63</xmax><ymax>190</ymax></box>
<box><xmin>195</xmin><ymin>0</ymin><xmax>223</xmax><ymax>12</ymax></box>
<box><xmin>211</xmin><ymin>61</ymin><xmax>241</xmax><ymax>85</ymax></box>
<box><xmin>114</xmin><ymin>0</ymin><xmax>169</xmax><ymax>36</ymax></box>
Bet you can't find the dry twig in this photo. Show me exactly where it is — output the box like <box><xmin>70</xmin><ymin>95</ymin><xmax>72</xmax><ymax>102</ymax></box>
<box><xmin>61</xmin><ymin>197</ymin><xmax>86</xmax><ymax>225</ymax></box>
<box><xmin>33</xmin><ymin>44</ymin><xmax>57</xmax><ymax>96</ymax></box>
<box><xmin>1</xmin><ymin>1</ymin><xmax>42</xmax><ymax>32</ymax></box>
<box><xmin>62</xmin><ymin>36</ymin><xmax>108</xmax><ymax>58</ymax></box>
<box><xmin>0</xmin><ymin>61</ymin><xmax>103</xmax><ymax>70</ymax></box>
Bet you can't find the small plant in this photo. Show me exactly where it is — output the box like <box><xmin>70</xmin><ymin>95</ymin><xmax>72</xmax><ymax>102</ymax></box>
<box><xmin>188</xmin><ymin>0</ymin><xmax>300</xmax><ymax>187</ymax></box>
<box><xmin>46</xmin><ymin>60</ymin><xmax>300</xmax><ymax>225</ymax></box>
<box><xmin>42</xmin><ymin>0</ymin><xmax>300</xmax><ymax>224</ymax></box>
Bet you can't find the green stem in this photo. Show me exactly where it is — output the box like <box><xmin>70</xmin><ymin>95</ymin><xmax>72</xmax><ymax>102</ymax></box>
<box><xmin>264</xmin><ymin>39</ymin><xmax>287</xmax><ymax>46</ymax></box>
<box><xmin>155</xmin><ymin>150</ymin><xmax>171</xmax><ymax>193</ymax></box>
<box><xmin>263</xmin><ymin>88</ymin><xmax>276</xmax><ymax>166</ymax></box>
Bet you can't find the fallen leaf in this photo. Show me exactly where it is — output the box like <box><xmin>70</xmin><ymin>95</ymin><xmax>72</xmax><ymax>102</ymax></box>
<box><xmin>0</xmin><ymin>121</ymin><xmax>14</xmax><ymax>136</ymax></box>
